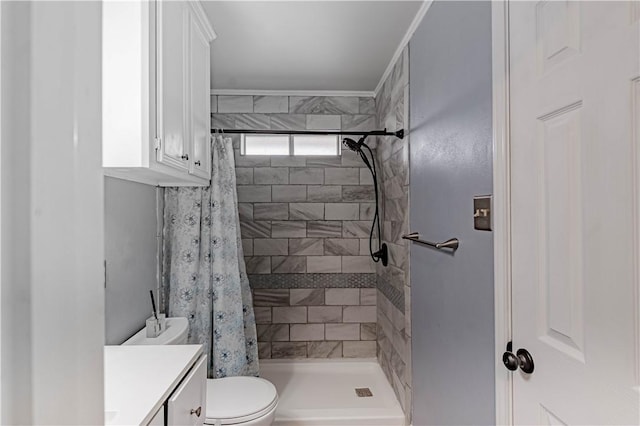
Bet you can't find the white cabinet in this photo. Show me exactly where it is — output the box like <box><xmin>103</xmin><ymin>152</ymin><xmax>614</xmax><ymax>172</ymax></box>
<box><xmin>102</xmin><ymin>1</ymin><xmax>215</xmax><ymax>186</ymax></box>
<box><xmin>167</xmin><ymin>355</ymin><xmax>207</xmax><ymax>426</ymax></box>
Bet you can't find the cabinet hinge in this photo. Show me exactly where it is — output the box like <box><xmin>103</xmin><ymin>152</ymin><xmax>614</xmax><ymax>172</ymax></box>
<box><xmin>154</xmin><ymin>137</ymin><xmax>162</xmax><ymax>151</ymax></box>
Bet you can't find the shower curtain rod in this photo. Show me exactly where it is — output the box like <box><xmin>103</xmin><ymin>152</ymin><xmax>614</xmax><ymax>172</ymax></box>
<box><xmin>211</xmin><ymin>128</ymin><xmax>405</xmax><ymax>139</ymax></box>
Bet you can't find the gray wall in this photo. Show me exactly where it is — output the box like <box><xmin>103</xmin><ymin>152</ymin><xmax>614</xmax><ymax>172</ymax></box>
<box><xmin>409</xmin><ymin>2</ymin><xmax>495</xmax><ymax>424</ymax></box>
<box><xmin>105</xmin><ymin>177</ymin><xmax>161</xmax><ymax>344</ymax></box>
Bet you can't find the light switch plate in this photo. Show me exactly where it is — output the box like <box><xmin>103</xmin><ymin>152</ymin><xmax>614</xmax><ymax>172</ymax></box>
<box><xmin>474</xmin><ymin>195</ymin><xmax>492</xmax><ymax>231</ymax></box>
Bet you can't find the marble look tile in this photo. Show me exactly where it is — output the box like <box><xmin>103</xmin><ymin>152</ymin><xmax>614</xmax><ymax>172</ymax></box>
<box><xmin>235</xmin><ymin>168</ymin><xmax>254</xmax><ymax>185</ymax></box>
<box><xmin>359</xmin><ymin>203</ymin><xmax>375</xmax><ymax>220</ymax></box>
<box><xmin>271</xmin><ymin>156</ymin><xmax>306</xmax><ymax>167</ymax></box>
<box><xmin>253</xmin><ymin>167</ymin><xmax>289</xmax><ymax>184</ymax></box>
<box><xmin>210</xmin><ymin>95</ymin><xmax>218</xmax><ymax>113</ymax></box>
<box><xmin>360</xmin><ymin>289</ymin><xmax>377</xmax><ymax>305</ymax></box>
<box><xmin>341</xmin><ymin>150</ymin><xmax>363</xmax><ymax>166</ymax></box>
<box><xmin>324</xmin><ymin>238</ymin><xmax>359</xmax><ymax>256</ymax></box>
<box><xmin>289</xmin><ymin>203</ymin><xmax>324</xmax><ymax>220</ymax></box>
<box><xmin>254</xmin><ymin>96</ymin><xmax>288</xmax><ymax>113</ymax></box>
<box><xmin>342</xmin><ymin>221</ymin><xmax>370</xmax><ymax>238</ymax></box>
<box><xmin>244</xmin><ymin>257</ymin><xmax>271</xmax><ymax>274</ymax></box>
<box><xmin>387</xmin><ymin>243</ymin><xmax>407</xmax><ymax>270</ymax></box>
<box><xmin>237</xmin><ymin>185</ymin><xmax>271</xmax><ymax>202</ymax></box>
<box><xmin>308</xmin><ymin>306</ymin><xmax>342</xmax><ymax>323</ymax></box>
<box><xmin>254</xmin><ymin>307</ymin><xmax>272</xmax><ymax>324</ymax></box>
<box><xmin>306</xmin><ymin>157</ymin><xmax>342</xmax><ymax>167</ymax></box>
<box><xmin>359</xmin><ymin>239</ymin><xmax>370</xmax><ymax>256</ymax></box>
<box><xmin>272</xmin><ymin>307</ymin><xmax>307</xmax><ymax>323</ymax></box>
<box><xmin>359</xmin><ymin>97</ymin><xmax>376</xmax><ymax>114</ymax></box>
<box><xmin>307</xmin><ymin>221</ymin><xmax>342</xmax><ymax>238</ymax></box>
<box><xmin>242</xmin><ymin>239</ymin><xmax>253</xmax><ymax>256</ymax></box>
<box><xmin>234</xmin><ymin>153</ymin><xmax>271</xmax><ymax>167</ymax></box>
<box><xmin>325</xmin><ymin>323</ymin><xmax>360</xmax><ymax>341</ymax></box>
<box><xmin>306</xmin><ymin>115</ymin><xmax>340</xmax><ymax>130</ymax></box>
<box><xmin>343</xmin><ymin>341</ymin><xmax>376</xmax><ymax>358</ymax></box>
<box><xmin>325</xmin><ymin>288</ymin><xmax>359</xmax><ymax>305</ymax></box>
<box><xmin>253</xmin><ymin>238</ymin><xmax>288</xmax><ymax>256</ymax></box>
<box><xmin>272</xmin><ymin>342</ymin><xmax>307</xmax><ymax>358</ymax></box>
<box><xmin>308</xmin><ymin>341</ymin><xmax>342</xmax><ymax>358</ymax></box>
<box><xmin>361</xmin><ymin>323</ymin><xmax>377</xmax><ymax>341</ymax></box>
<box><xmin>325</xmin><ymin>203</ymin><xmax>359</xmax><ymax>221</ymax></box>
<box><xmin>290</xmin><ymin>324</ymin><xmax>324</xmax><ymax>341</ymax></box>
<box><xmin>272</xmin><ymin>256</ymin><xmax>306</xmax><ymax>274</ymax></box>
<box><xmin>289</xmin><ymin>96</ymin><xmax>359</xmax><ymax>114</ymax></box>
<box><xmin>235</xmin><ymin>114</ymin><xmax>270</xmax><ymax>130</ymax></box>
<box><xmin>290</xmin><ymin>289</ymin><xmax>324</xmax><ymax>306</ymax></box>
<box><xmin>257</xmin><ymin>324</ymin><xmax>289</xmax><ymax>342</ymax></box>
<box><xmin>271</xmin><ymin>221</ymin><xmax>306</xmax><ymax>238</ymax></box>
<box><xmin>212</xmin><ymin>113</ymin><xmax>235</xmax><ymax>129</ymax></box>
<box><xmin>342</xmin><ymin>115</ymin><xmax>376</xmax><ymax>131</ymax></box>
<box><xmin>342</xmin><ymin>186</ymin><xmax>374</xmax><ymax>202</ymax></box>
<box><xmin>289</xmin><ymin>238</ymin><xmax>323</xmax><ymax>256</ymax></box>
<box><xmin>240</xmin><ymin>221</ymin><xmax>271</xmax><ymax>238</ymax></box>
<box><xmin>289</xmin><ymin>168</ymin><xmax>324</xmax><ymax>184</ymax></box>
<box><xmin>218</xmin><ymin>95</ymin><xmax>253</xmax><ymax>113</ymax></box>
<box><xmin>307</xmin><ymin>186</ymin><xmax>341</xmax><ymax>202</ymax></box>
<box><xmin>384</xmin><ymin>176</ymin><xmax>404</xmax><ymax>200</ymax></box>
<box><xmin>258</xmin><ymin>342</ymin><xmax>271</xmax><ymax>359</ymax></box>
<box><xmin>343</xmin><ymin>306</ymin><xmax>376</xmax><ymax>323</ymax></box>
<box><xmin>306</xmin><ymin>256</ymin><xmax>341</xmax><ymax>273</ymax></box>
<box><xmin>359</xmin><ymin>168</ymin><xmax>374</xmax><ymax>185</ymax></box>
<box><xmin>253</xmin><ymin>289</ymin><xmax>289</xmax><ymax>307</ymax></box>
<box><xmin>324</xmin><ymin>168</ymin><xmax>359</xmax><ymax>185</ymax></box>
<box><xmin>238</xmin><ymin>203</ymin><xmax>253</xmax><ymax>221</ymax></box>
<box><xmin>342</xmin><ymin>256</ymin><xmax>375</xmax><ymax>273</ymax></box>
<box><xmin>270</xmin><ymin>114</ymin><xmax>306</xmax><ymax>130</ymax></box>
<box><xmin>272</xmin><ymin>185</ymin><xmax>307</xmax><ymax>202</ymax></box>
<box><xmin>253</xmin><ymin>203</ymin><xmax>289</xmax><ymax>221</ymax></box>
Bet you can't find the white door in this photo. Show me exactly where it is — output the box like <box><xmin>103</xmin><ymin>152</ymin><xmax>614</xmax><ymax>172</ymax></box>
<box><xmin>509</xmin><ymin>1</ymin><xmax>639</xmax><ymax>424</ymax></box>
<box><xmin>156</xmin><ymin>0</ymin><xmax>188</xmax><ymax>171</ymax></box>
<box><xmin>188</xmin><ymin>8</ymin><xmax>211</xmax><ymax>180</ymax></box>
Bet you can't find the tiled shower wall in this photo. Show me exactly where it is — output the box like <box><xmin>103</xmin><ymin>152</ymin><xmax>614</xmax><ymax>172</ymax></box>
<box><xmin>374</xmin><ymin>46</ymin><xmax>412</xmax><ymax>418</ymax></box>
<box><xmin>211</xmin><ymin>95</ymin><xmax>380</xmax><ymax>358</ymax></box>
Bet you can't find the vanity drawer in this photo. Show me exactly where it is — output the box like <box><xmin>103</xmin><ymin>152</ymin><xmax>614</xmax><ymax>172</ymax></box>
<box><xmin>167</xmin><ymin>355</ymin><xmax>207</xmax><ymax>426</ymax></box>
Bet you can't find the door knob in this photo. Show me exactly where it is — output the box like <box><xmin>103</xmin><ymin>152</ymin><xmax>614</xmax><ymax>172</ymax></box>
<box><xmin>516</xmin><ymin>348</ymin><xmax>534</xmax><ymax>374</ymax></box>
<box><xmin>502</xmin><ymin>343</ymin><xmax>535</xmax><ymax>374</ymax></box>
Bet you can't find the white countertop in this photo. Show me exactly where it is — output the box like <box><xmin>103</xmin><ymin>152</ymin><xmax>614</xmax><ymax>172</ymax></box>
<box><xmin>104</xmin><ymin>344</ymin><xmax>203</xmax><ymax>425</ymax></box>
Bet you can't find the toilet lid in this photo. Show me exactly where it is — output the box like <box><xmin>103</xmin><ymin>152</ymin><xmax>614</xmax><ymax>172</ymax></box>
<box><xmin>205</xmin><ymin>377</ymin><xmax>278</xmax><ymax>425</ymax></box>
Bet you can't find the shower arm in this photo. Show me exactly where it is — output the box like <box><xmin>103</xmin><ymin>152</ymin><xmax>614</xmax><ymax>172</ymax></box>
<box><xmin>211</xmin><ymin>128</ymin><xmax>404</xmax><ymax>139</ymax></box>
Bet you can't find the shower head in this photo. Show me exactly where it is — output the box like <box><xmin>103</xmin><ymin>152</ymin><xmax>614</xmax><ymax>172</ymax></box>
<box><xmin>342</xmin><ymin>137</ymin><xmax>363</xmax><ymax>152</ymax></box>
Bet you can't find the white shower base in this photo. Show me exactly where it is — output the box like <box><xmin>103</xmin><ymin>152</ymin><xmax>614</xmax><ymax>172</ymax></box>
<box><xmin>259</xmin><ymin>358</ymin><xmax>405</xmax><ymax>426</ymax></box>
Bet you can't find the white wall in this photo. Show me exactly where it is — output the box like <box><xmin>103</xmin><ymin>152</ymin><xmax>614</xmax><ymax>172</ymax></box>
<box><xmin>1</xmin><ymin>1</ymin><xmax>104</xmax><ymax>423</ymax></box>
<box><xmin>105</xmin><ymin>177</ymin><xmax>161</xmax><ymax>344</ymax></box>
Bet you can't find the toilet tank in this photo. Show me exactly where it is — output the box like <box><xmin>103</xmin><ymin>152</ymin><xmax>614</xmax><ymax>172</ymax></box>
<box><xmin>122</xmin><ymin>317</ymin><xmax>189</xmax><ymax>345</ymax></box>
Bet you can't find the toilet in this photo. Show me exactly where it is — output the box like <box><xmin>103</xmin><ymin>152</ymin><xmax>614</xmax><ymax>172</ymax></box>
<box><xmin>123</xmin><ymin>317</ymin><xmax>279</xmax><ymax>426</ymax></box>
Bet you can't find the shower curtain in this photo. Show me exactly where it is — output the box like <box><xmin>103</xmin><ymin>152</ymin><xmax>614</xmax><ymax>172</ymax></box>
<box><xmin>162</xmin><ymin>136</ymin><xmax>259</xmax><ymax>378</ymax></box>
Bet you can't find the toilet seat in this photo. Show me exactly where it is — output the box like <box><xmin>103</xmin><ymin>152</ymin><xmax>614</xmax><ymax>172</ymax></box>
<box><xmin>204</xmin><ymin>377</ymin><xmax>278</xmax><ymax>425</ymax></box>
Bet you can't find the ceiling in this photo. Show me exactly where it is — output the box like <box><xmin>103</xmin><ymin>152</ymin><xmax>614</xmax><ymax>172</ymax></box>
<box><xmin>201</xmin><ymin>1</ymin><xmax>423</xmax><ymax>93</ymax></box>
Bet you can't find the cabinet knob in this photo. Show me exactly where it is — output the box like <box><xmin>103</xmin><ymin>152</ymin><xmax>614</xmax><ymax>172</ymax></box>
<box><xmin>194</xmin><ymin>160</ymin><xmax>201</xmax><ymax>166</ymax></box>
<box><xmin>190</xmin><ymin>406</ymin><xmax>202</xmax><ymax>417</ymax></box>
<box><xmin>181</xmin><ymin>154</ymin><xmax>189</xmax><ymax>161</ymax></box>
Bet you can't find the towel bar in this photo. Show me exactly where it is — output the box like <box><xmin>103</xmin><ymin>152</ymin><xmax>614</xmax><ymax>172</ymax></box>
<box><xmin>402</xmin><ymin>232</ymin><xmax>459</xmax><ymax>251</ymax></box>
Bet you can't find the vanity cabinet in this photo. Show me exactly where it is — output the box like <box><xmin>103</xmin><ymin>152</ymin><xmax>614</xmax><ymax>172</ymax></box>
<box><xmin>167</xmin><ymin>354</ymin><xmax>207</xmax><ymax>425</ymax></box>
<box><xmin>103</xmin><ymin>0</ymin><xmax>216</xmax><ymax>186</ymax></box>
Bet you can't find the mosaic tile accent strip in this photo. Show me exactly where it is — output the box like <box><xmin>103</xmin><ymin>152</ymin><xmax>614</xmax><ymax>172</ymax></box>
<box><xmin>248</xmin><ymin>273</ymin><xmax>376</xmax><ymax>289</ymax></box>
<box><xmin>376</xmin><ymin>275</ymin><xmax>404</xmax><ymax>313</ymax></box>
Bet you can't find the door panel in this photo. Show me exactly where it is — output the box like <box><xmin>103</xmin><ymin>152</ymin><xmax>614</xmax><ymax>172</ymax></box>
<box><xmin>509</xmin><ymin>1</ymin><xmax>639</xmax><ymax>423</ymax></box>
<box><xmin>188</xmin><ymin>10</ymin><xmax>211</xmax><ymax>179</ymax></box>
<box><xmin>156</xmin><ymin>0</ymin><xmax>188</xmax><ymax>170</ymax></box>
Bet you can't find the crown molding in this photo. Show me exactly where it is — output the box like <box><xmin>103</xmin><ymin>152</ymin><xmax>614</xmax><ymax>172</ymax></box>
<box><xmin>373</xmin><ymin>0</ymin><xmax>433</xmax><ymax>97</ymax></box>
<box><xmin>210</xmin><ymin>89</ymin><xmax>375</xmax><ymax>98</ymax></box>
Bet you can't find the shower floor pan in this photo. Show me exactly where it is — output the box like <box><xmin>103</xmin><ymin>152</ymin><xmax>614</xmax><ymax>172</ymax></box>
<box><xmin>259</xmin><ymin>358</ymin><xmax>405</xmax><ymax>426</ymax></box>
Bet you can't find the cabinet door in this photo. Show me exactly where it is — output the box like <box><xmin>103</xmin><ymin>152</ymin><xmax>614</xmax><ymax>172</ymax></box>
<box><xmin>167</xmin><ymin>355</ymin><xmax>207</xmax><ymax>426</ymax></box>
<box><xmin>188</xmin><ymin>10</ymin><xmax>211</xmax><ymax>179</ymax></box>
<box><xmin>156</xmin><ymin>0</ymin><xmax>188</xmax><ymax>171</ymax></box>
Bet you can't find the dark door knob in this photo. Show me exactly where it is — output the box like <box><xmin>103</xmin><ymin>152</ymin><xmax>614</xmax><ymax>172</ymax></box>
<box><xmin>502</xmin><ymin>351</ymin><xmax>519</xmax><ymax>371</ymax></box>
<box><xmin>516</xmin><ymin>348</ymin><xmax>534</xmax><ymax>374</ymax></box>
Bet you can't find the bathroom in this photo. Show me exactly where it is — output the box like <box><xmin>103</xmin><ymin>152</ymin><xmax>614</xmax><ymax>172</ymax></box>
<box><xmin>2</xmin><ymin>1</ymin><xmax>639</xmax><ymax>425</ymax></box>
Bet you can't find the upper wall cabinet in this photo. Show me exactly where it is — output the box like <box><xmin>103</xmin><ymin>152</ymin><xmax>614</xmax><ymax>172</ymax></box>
<box><xmin>102</xmin><ymin>1</ymin><xmax>216</xmax><ymax>186</ymax></box>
